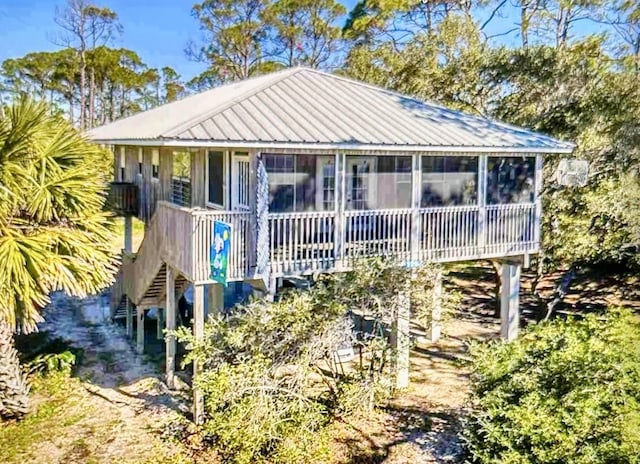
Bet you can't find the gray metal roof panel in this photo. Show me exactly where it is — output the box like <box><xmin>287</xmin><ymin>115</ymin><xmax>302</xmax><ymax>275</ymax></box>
<box><xmin>88</xmin><ymin>67</ymin><xmax>574</xmax><ymax>152</ymax></box>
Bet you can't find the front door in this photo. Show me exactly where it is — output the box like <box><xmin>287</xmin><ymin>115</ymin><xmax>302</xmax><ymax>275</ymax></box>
<box><xmin>231</xmin><ymin>152</ymin><xmax>250</xmax><ymax>211</ymax></box>
<box><xmin>346</xmin><ymin>157</ymin><xmax>375</xmax><ymax>210</ymax></box>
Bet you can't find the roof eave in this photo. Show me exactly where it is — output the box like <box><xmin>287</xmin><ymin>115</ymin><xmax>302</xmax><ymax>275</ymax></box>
<box><xmin>88</xmin><ymin>138</ymin><xmax>575</xmax><ymax>154</ymax></box>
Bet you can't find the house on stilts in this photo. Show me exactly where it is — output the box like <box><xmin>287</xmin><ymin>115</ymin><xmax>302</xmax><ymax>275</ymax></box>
<box><xmin>88</xmin><ymin>67</ymin><xmax>573</xmax><ymax>419</ymax></box>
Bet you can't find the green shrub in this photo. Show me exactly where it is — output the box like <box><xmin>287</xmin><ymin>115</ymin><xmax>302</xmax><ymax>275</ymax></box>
<box><xmin>27</xmin><ymin>351</ymin><xmax>77</xmax><ymax>375</ymax></box>
<box><xmin>176</xmin><ymin>288</ymin><xmax>350</xmax><ymax>464</ymax></box>
<box><xmin>463</xmin><ymin>308</ymin><xmax>640</xmax><ymax>464</ymax></box>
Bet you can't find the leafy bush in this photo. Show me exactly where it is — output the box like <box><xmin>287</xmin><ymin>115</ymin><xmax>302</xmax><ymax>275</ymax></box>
<box><xmin>176</xmin><ymin>287</ymin><xmax>349</xmax><ymax>464</ymax></box>
<box><xmin>27</xmin><ymin>351</ymin><xmax>77</xmax><ymax>375</ymax></box>
<box><xmin>463</xmin><ymin>308</ymin><xmax>640</xmax><ymax>464</ymax></box>
<box><xmin>176</xmin><ymin>260</ymin><xmax>455</xmax><ymax>463</ymax></box>
<box><xmin>15</xmin><ymin>331</ymin><xmax>82</xmax><ymax>376</ymax></box>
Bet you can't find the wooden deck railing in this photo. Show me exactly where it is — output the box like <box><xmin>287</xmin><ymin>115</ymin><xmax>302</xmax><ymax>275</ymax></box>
<box><xmin>344</xmin><ymin>209</ymin><xmax>413</xmax><ymax>264</ymax></box>
<box><xmin>158</xmin><ymin>202</ymin><xmax>252</xmax><ymax>284</ymax></box>
<box><xmin>113</xmin><ymin>201</ymin><xmax>538</xmax><ymax>310</ymax></box>
<box><xmin>267</xmin><ymin>203</ymin><xmax>538</xmax><ymax>275</ymax></box>
<box><xmin>192</xmin><ymin>209</ymin><xmax>252</xmax><ymax>282</ymax></box>
<box><xmin>269</xmin><ymin>211</ymin><xmax>336</xmax><ymax>275</ymax></box>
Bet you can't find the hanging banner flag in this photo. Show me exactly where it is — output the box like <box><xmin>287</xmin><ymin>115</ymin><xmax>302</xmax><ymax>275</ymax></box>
<box><xmin>210</xmin><ymin>220</ymin><xmax>231</xmax><ymax>286</ymax></box>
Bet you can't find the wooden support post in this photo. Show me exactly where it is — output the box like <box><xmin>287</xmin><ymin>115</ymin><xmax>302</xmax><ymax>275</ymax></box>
<box><xmin>391</xmin><ymin>290</ymin><xmax>411</xmax><ymax>389</ymax></box>
<box><xmin>136</xmin><ymin>306</ymin><xmax>145</xmax><ymax>355</ymax></box>
<box><xmin>125</xmin><ymin>297</ymin><xmax>133</xmax><ymax>339</ymax></box>
<box><xmin>500</xmin><ymin>262</ymin><xmax>521</xmax><ymax>341</ymax></box>
<box><xmin>428</xmin><ymin>270</ymin><xmax>443</xmax><ymax>342</ymax></box>
<box><xmin>334</xmin><ymin>152</ymin><xmax>346</xmax><ymax>269</ymax></box>
<box><xmin>410</xmin><ymin>153</ymin><xmax>421</xmax><ymax>264</ymax></box>
<box><xmin>124</xmin><ymin>215</ymin><xmax>133</xmax><ymax>253</ymax></box>
<box><xmin>193</xmin><ymin>284</ymin><xmax>205</xmax><ymax>424</ymax></box>
<box><xmin>165</xmin><ymin>266</ymin><xmax>176</xmax><ymax>389</ymax></box>
<box><xmin>248</xmin><ymin>151</ymin><xmax>259</xmax><ymax>273</ymax></box>
<box><xmin>477</xmin><ymin>155</ymin><xmax>488</xmax><ymax>253</ymax></box>
<box><xmin>207</xmin><ymin>283</ymin><xmax>224</xmax><ymax>316</ymax></box>
<box><xmin>156</xmin><ymin>308</ymin><xmax>164</xmax><ymax>340</ymax></box>
<box><xmin>534</xmin><ymin>154</ymin><xmax>543</xmax><ymax>249</ymax></box>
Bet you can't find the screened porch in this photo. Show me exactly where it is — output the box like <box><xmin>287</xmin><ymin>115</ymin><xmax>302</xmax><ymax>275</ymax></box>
<box><xmin>261</xmin><ymin>152</ymin><xmax>540</xmax><ymax>276</ymax></box>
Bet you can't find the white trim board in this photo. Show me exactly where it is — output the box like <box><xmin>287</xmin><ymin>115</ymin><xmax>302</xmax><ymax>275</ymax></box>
<box><xmin>98</xmin><ymin>139</ymin><xmax>574</xmax><ymax>154</ymax></box>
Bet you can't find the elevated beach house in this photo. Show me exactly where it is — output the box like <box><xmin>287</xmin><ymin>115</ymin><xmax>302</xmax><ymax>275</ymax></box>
<box><xmin>88</xmin><ymin>67</ymin><xmax>573</xmax><ymax>400</ymax></box>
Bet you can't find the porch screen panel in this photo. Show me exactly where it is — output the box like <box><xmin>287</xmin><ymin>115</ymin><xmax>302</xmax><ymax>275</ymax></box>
<box><xmin>421</xmin><ymin>156</ymin><xmax>478</xmax><ymax>207</ymax></box>
<box><xmin>486</xmin><ymin>156</ymin><xmax>535</xmax><ymax>204</ymax></box>
<box><xmin>345</xmin><ymin>155</ymin><xmax>412</xmax><ymax>210</ymax></box>
<box><xmin>377</xmin><ymin>156</ymin><xmax>412</xmax><ymax>209</ymax></box>
<box><xmin>264</xmin><ymin>154</ymin><xmax>329</xmax><ymax>213</ymax></box>
<box><xmin>172</xmin><ymin>150</ymin><xmax>192</xmax><ymax>207</ymax></box>
<box><xmin>208</xmin><ymin>151</ymin><xmax>224</xmax><ymax>206</ymax></box>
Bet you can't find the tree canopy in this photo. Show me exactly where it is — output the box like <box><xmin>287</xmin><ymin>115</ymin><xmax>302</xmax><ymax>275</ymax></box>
<box><xmin>0</xmin><ymin>98</ymin><xmax>115</xmax><ymax>333</ymax></box>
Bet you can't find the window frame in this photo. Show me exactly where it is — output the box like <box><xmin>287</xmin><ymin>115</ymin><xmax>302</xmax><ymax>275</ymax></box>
<box><xmin>137</xmin><ymin>148</ymin><xmax>143</xmax><ymax>176</ymax></box>
<box><xmin>118</xmin><ymin>147</ymin><xmax>126</xmax><ymax>181</ymax></box>
<box><xmin>151</xmin><ymin>149</ymin><xmax>159</xmax><ymax>180</ymax></box>
<box><xmin>206</xmin><ymin>149</ymin><xmax>227</xmax><ymax>209</ymax></box>
<box><xmin>486</xmin><ymin>155</ymin><xmax>536</xmax><ymax>205</ymax></box>
<box><xmin>171</xmin><ymin>149</ymin><xmax>193</xmax><ymax>207</ymax></box>
<box><xmin>421</xmin><ymin>155</ymin><xmax>479</xmax><ymax>207</ymax></box>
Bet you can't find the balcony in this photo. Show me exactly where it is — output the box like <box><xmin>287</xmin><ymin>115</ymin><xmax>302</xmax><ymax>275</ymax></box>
<box><xmin>107</xmin><ymin>182</ymin><xmax>139</xmax><ymax>216</ymax></box>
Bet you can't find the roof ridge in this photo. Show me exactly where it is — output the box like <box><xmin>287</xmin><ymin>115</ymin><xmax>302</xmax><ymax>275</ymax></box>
<box><xmin>164</xmin><ymin>67</ymin><xmax>304</xmax><ymax>137</ymax></box>
<box><xmin>302</xmin><ymin>68</ymin><xmax>574</xmax><ymax>148</ymax></box>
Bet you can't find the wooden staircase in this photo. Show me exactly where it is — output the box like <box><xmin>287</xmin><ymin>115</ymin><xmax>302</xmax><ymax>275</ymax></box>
<box><xmin>112</xmin><ymin>264</ymin><xmax>189</xmax><ymax>319</ymax></box>
<box><xmin>110</xmin><ymin>205</ymin><xmax>186</xmax><ymax>319</ymax></box>
<box><xmin>110</xmin><ymin>201</ymin><xmax>256</xmax><ymax>320</ymax></box>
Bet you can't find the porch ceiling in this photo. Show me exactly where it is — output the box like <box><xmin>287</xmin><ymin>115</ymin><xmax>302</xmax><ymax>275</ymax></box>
<box><xmin>87</xmin><ymin>67</ymin><xmax>574</xmax><ymax>154</ymax></box>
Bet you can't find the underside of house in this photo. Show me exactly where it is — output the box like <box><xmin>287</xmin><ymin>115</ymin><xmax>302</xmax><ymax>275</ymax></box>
<box><xmin>88</xmin><ymin>67</ymin><xmax>573</xmax><ymax>417</ymax></box>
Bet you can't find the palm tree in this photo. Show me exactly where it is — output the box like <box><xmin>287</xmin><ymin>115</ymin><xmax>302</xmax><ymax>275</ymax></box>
<box><xmin>0</xmin><ymin>97</ymin><xmax>116</xmax><ymax>419</ymax></box>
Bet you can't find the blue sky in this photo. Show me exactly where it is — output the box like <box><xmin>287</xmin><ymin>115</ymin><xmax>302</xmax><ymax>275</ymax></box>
<box><xmin>0</xmin><ymin>0</ymin><xmax>604</xmax><ymax>82</ymax></box>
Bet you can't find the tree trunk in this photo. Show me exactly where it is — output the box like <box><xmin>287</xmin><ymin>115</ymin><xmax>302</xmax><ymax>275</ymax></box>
<box><xmin>79</xmin><ymin>49</ymin><xmax>86</xmax><ymax>129</ymax></box>
<box><xmin>490</xmin><ymin>260</ymin><xmax>503</xmax><ymax>317</ymax></box>
<box><xmin>0</xmin><ymin>323</ymin><xmax>30</xmax><ymax>420</ymax></box>
<box><xmin>88</xmin><ymin>67</ymin><xmax>96</xmax><ymax>129</ymax></box>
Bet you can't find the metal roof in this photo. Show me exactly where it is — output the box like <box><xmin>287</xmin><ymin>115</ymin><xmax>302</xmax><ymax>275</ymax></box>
<box><xmin>87</xmin><ymin>67</ymin><xmax>574</xmax><ymax>153</ymax></box>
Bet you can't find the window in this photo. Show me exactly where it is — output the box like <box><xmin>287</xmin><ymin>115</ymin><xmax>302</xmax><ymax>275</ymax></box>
<box><xmin>264</xmin><ymin>154</ymin><xmax>331</xmax><ymax>213</ymax></box>
<box><xmin>421</xmin><ymin>156</ymin><xmax>478</xmax><ymax>207</ymax></box>
<box><xmin>151</xmin><ymin>149</ymin><xmax>159</xmax><ymax>179</ymax></box>
<box><xmin>377</xmin><ymin>156</ymin><xmax>412</xmax><ymax>209</ymax></box>
<box><xmin>119</xmin><ymin>148</ymin><xmax>126</xmax><ymax>181</ymax></box>
<box><xmin>320</xmin><ymin>158</ymin><xmax>335</xmax><ymax>211</ymax></box>
<box><xmin>487</xmin><ymin>156</ymin><xmax>535</xmax><ymax>204</ymax></box>
<box><xmin>172</xmin><ymin>150</ymin><xmax>192</xmax><ymax>206</ymax></box>
<box><xmin>137</xmin><ymin>149</ymin><xmax>143</xmax><ymax>176</ymax></box>
<box><xmin>208</xmin><ymin>151</ymin><xmax>224</xmax><ymax>206</ymax></box>
<box><xmin>346</xmin><ymin>156</ymin><xmax>412</xmax><ymax>210</ymax></box>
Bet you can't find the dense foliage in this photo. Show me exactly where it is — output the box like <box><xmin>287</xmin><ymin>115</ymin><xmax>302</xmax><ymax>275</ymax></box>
<box><xmin>464</xmin><ymin>309</ymin><xmax>640</xmax><ymax>463</ymax></box>
<box><xmin>175</xmin><ymin>261</ymin><xmax>447</xmax><ymax>463</ymax></box>
<box><xmin>0</xmin><ymin>98</ymin><xmax>116</xmax><ymax>418</ymax></box>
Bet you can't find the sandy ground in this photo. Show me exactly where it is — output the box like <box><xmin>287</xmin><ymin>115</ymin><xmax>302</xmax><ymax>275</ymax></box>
<box><xmin>13</xmin><ymin>293</ymin><xmax>194</xmax><ymax>464</ymax></box>
<box><xmin>12</xmin><ymin>264</ymin><xmax>634</xmax><ymax>464</ymax></box>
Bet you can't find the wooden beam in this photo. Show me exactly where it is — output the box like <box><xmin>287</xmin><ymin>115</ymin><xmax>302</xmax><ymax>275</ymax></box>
<box><xmin>391</xmin><ymin>290</ymin><xmax>411</xmax><ymax>389</ymax></box>
<box><xmin>410</xmin><ymin>153</ymin><xmax>421</xmax><ymax>264</ymax></box>
<box><xmin>124</xmin><ymin>215</ymin><xmax>133</xmax><ymax>253</ymax></box>
<box><xmin>165</xmin><ymin>266</ymin><xmax>176</xmax><ymax>389</ymax></box>
<box><xmin>136</xmin><ymin>306</ymin><xmax>145</xmax><ymax>355</ymax></box>
<box><xmin>428</xmin><ymin>270</ymin><xmax>443</xmax><ymax>342</ymax></box>
<box><xmin>500</xmin><ymin>262</ymin><xmax>521</xmax><ymax>341</ymax></box>
<box><xmin>125</xmin><ymin>297</ymin><xmax>133</xmax><ymax>339</ymax></box>
<box><xmin>207</xmin><ymin>283</ymin><xmax>224</xmax><ymax>316</ymax></box>
<box><xmin>156</xmin><ymin>307</ymin><xmax>164</xmax><ymax>340</ymax></box>
<box><xmin>477</xmin><ymin>155</ymin><xmax>488</xmax><ymax>253</ymax></box>
<box><xmin>193</xmin><ymin>284</ymin><xmax>205</xmax><ymax>424</ymax></box>
<box><xmin>334</xmin><ymin>152</ymin><xmax>346</xmax><ymax>269</ymax></box>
